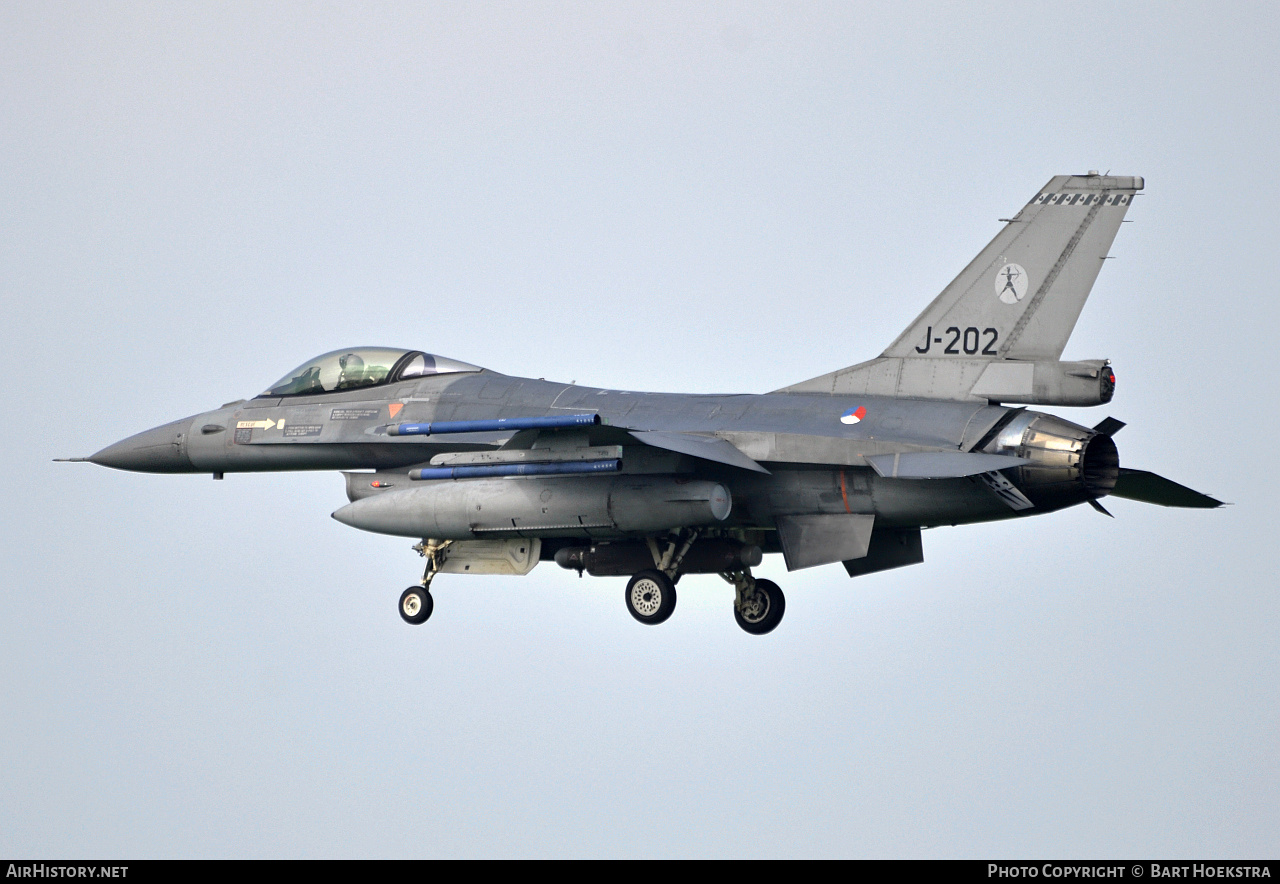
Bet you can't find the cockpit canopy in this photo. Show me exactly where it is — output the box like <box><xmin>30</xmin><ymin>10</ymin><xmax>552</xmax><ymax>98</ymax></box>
<box><xmin>260</xmin><ymin>348</ymin><xmax>481</xmax><ymax>397</ymax></box>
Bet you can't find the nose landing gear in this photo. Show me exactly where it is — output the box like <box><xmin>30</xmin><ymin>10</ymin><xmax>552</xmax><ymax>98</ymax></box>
<box><xmin>399</xmin><ymin>585</ymin><xmax>433</xmax><ymax>625</ymax></box>
<box><xmin>397</xmin><ymin>539</ymin><xmax>452</xmax><ymax>626</ymax></box>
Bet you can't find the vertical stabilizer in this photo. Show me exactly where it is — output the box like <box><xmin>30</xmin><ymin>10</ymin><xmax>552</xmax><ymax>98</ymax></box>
<box><xmin>780</xmin><ymin>174</ymin><xmax>1142</xmax><ymax>403</ymax></box>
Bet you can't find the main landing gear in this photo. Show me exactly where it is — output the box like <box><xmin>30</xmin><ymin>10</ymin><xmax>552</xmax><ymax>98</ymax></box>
<box><xmin>620</xmin><ymin>530</ymin><xmax>786</xmax><ymax>635</ymax></box>
<box><xmin>624</xmin><ymin>570</ymin><xmax>677</xmax><ymax>624</ymax></box>
<box><xmin>623</xmin><ymin>566</ymin><xmax>785</xmax><ymax>634</ymax></box>
<box><xmin>398</xmin><ymin>539</ymin><xmax>453</xmax><ymax>625</ymax></box>
<box><xmin>723</xmin><ymin>573</ymin><xmax>785</xmax><ymax>635</ymax></box>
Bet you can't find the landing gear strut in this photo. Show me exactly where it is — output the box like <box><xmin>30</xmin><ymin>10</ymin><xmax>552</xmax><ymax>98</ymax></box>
<box><xmin>622</xmin><ymin>530</ymin><xmax>700</xmax><ymax>625</ymax></box>
<box><xmin>398</xmin><ymin>539</ymin><xmax>452</xmax><ymax>625</ymax></box>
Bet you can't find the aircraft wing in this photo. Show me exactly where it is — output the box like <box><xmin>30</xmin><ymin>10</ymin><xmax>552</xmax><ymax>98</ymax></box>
<box><xmin>492</xmin><ymin>421</ymin><xmax>771</xmax><ymax>473</ymax></box>
<box><xmin>627</xmin><ymin>430</ymin><xmax>770</xmax><ymax>474</ymax></box>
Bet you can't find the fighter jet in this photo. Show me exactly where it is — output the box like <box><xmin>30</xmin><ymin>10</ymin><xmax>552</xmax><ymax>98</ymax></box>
<box><xmin>70</xmin><ymin>173</ymin><xmax>1222</xmax><ymax>634</ymax></box>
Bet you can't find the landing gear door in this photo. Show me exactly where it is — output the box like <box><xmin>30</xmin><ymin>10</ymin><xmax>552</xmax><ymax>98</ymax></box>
<box><xmin>437</xmin><ymin>539</ymin><xmax>542</xmax><ymax>576</ymax></box>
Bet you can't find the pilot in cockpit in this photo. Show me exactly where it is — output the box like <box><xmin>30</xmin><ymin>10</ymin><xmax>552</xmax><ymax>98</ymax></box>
<box><xmin>260</xmin><ymin>348</ymin><xmax>480</xmax><ymax>398</ymax></box>
<box><xmin>337</xmin><ymin>353</ymin><xmax>367</xmax><ymax>389</ymax></box>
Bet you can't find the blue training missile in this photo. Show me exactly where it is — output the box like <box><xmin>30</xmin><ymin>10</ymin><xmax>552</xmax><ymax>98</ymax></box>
<box><xmin>388</xmin><ymin>413</ymin><xmax>603</xmax><ymax>437</ymax></box>
<box><xmin>408</xmin><ymin>459</ymin><xmax>621</xmax><ymax>480</ymax></box>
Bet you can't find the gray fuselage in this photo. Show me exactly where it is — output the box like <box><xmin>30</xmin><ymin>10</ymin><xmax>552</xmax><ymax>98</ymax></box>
<box><xmin>92</xmin><ymin>369</ymin><xmax>1111</xmax><ymax>548</ymax></box>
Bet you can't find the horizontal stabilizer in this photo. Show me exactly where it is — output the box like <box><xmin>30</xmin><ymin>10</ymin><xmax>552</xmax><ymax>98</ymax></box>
<box><xmin>865</xmin><ymin>451</ymin><xmax>1028</xmax><ymax>479</ymax></box>
<box><xmin>1093</xmin><ymin>416</ymin><xmax>1126</xmax><ymax>436</ymax></box>
<box><xmin>1110</xmin><ymin>468</ymin><xmax>1224</xmax><ymax>508</ymax></box>
<box><xmin>628</xmin><ymin>431</ymin><xmax>770</xmax><ymax>473</ymax></box>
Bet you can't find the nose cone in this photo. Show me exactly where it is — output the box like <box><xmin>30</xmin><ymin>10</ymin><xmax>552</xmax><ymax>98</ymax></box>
<box><xmin>90</xmin><ymin>418</ymin><xmax>195</xmax><ymax>473</ymax></box>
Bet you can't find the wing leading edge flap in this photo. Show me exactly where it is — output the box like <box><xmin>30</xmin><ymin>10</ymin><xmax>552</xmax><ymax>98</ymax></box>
<box><xmin>865</xmin><ymin>451</ymin><xmax>1028</xmax><ymax>479</ymax></box>
<box><xmin>1111</xmin><ymin>468</ymin><xmax>1224</xmax><ymax>508</ymax></box>
<box><xmin>628</xmin><ymin>430</ymin><xmax>770</xmax><ymax>473</ymax></box>
<box><xmin>776</xmin><ymin>514</ymin><xmax>875</xmax><ymax>571</ymax></box>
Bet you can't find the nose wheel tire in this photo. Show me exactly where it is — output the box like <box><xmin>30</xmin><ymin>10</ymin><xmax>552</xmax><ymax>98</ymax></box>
<box><xmin>399</xmin><ymin>586</ymin><xmax>434</xmax><ymax>625</ymax></box>
<box><xmin>625</xmin><ymin>570</ymin><xmax>677</xmax><ymax>625</ymax></box>
<box><xmin>735</xmin><ymin>578</ymin><xmax>785</xmax><ymax>635</ymax></box>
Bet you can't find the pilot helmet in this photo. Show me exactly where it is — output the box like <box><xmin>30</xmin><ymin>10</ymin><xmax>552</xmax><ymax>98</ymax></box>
<box><xmin>338</xmin><ymin>353</ymin><xmax>366</xmax><ymax>386</ymax></box>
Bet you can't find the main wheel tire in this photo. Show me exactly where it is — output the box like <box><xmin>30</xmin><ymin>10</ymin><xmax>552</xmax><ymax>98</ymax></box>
<box><xmin>625</xmin><ymin>570</ymin><xmax>677</xmax><ymax>625</ymax></box>
<box><xmin>399</xmin><ymin>586</ymin><xmax>434</xmax><ymax>625</ymax></box>
<box><xmin>735</xmin><ymin>578</ymin><xmax>785</xmax><ymax>635</ymax></box>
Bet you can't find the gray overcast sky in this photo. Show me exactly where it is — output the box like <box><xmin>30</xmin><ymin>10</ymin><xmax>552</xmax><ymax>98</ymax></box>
<box><xmin>3</xmin><ymin>1</ymin><xmax>1277</xmax><ymax>858</ymax></box>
